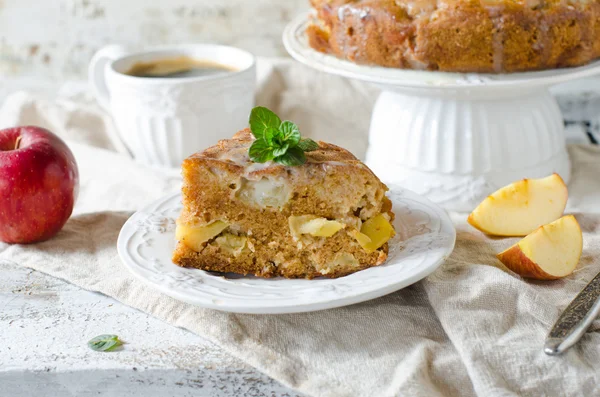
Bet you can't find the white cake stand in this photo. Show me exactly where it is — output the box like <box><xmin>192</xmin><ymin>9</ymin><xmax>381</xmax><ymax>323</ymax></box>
<box><xmin>283</xmin><ymin>15</ymin><xmax>600</xmax><ymax>212</ymax></box>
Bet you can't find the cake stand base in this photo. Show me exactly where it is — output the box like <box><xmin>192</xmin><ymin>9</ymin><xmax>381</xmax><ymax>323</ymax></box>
<box><xmin>365</xmin><ymin>88</ymin><xmax>571</xmax><ymax>212</ymax></box>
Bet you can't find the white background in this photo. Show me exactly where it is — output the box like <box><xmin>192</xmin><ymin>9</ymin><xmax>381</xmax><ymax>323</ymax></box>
<box><xmin>0</xmin><ymin>0</ymin><xmax>308</xmax><ymax>96</ymax></box>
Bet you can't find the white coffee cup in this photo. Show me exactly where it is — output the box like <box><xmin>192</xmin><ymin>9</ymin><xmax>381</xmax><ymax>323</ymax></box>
<box><xmin>89</xmin><ymin>44</ymin><xmax>256</xmax><ymax>167</ymax></box>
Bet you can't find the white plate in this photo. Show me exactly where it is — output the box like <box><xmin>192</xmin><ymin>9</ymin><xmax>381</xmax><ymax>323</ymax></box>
<box><xmin>283</xmin><ymin>15</ymin><xmax>600</xmax><ymax>91</ymax></box>
<box><xmin>117</xmin><ymin>186</ymin><xmax>456</xmax><ymax>314</ymax></box>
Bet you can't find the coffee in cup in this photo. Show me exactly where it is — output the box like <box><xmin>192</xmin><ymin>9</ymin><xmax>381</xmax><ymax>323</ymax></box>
<box><xmin>124</xmin><ymin>56</ymin><xmax>236</xmax><ymax>79</ymax></box>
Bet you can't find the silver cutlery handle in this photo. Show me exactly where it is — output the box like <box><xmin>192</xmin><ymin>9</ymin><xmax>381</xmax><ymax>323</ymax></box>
<box><xmin>545</xmin><ymin>272</ymin><xmax>600</xmax><ymax>355</ymax></box>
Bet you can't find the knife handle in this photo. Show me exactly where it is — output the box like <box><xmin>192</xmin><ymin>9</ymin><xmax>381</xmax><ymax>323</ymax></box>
<box><xmin>545</xmin><ymin>272</ymin><xmax>600</xmax><ymax>355</ymax></box>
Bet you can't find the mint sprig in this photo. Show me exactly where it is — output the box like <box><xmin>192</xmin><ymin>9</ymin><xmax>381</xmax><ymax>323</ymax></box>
<box><xmin>248</xmin><ymin>107</ymin><xmax>319</xmax><ymax>166</ymax></box>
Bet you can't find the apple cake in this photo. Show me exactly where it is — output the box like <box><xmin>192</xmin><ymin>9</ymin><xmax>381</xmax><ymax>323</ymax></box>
<box><xmin>307</xmin><ymin>0</ymin><xmax>600</xmax><ymax>73</ymax></box>
<box><xmin>172</xmin><ymin>129</ymin><xmax>395</xmax><ymax>279</ymax></box>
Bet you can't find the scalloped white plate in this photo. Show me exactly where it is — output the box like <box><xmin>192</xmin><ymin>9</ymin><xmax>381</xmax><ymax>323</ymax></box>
<box><xmin>117</xmin><ymin>186</ymin><xmax>456</xmax><ymax>314</ymax></box>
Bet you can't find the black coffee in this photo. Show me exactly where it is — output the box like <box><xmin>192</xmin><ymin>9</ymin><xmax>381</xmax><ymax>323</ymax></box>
<box><xmin>125</xmin><ymin>56</ymin><xmax>235</xmax><ymax>78</ymax></box>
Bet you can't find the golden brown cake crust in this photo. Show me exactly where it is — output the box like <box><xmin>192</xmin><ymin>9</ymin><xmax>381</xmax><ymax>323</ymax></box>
<box><xmin>307</xmin><ymin>0</ymin><xmax>600</xmax><ymax>73</ymax></box>
<box><xmin>172</xmin><ymin>129</ymin><xmax>394</xmax><ymax>279</ymax></box>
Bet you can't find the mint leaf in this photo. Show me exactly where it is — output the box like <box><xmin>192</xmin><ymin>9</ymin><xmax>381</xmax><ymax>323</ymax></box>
<box><xmin>297</xmin><ymin>138</ymin><xmax>319</xmax><ymax>152</ymax></box>
<box><xmin>88</xmin><ymin>334</ymin><xmax>122</xmax><ymax>352</ymax></box>
<box><xmin>267</xmin><ymin>127</ymin><xmax>284</xmax><ymax>146</ymax></box>
<box><xmin>275</xmin><ymin>147</ymin><xmax>306</xmax><ymax>166</ymax></box>
<box><xmin>280</xmin><ymin>121</ymin><xmax>301</xmax><ymax>147</ymax></box>
<box><xmin>272</xmin><ymin>143</ymin><xmax>290</xmax><ymax>157</ymax></box>
<box><xmin>249</xmin><ymin>138</ymin><xmax>274</xmax><ymax>163</ymax></box>
<box><xmin>249</xmin><ymin>107</ymin><xmax>281</xmax><ymax>140</ymax></box>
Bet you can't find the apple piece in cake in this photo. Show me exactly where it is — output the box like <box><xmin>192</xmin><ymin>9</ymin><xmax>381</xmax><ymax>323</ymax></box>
<box><xmin>172</xmin><ymin>129</ymin><xmax>395</xmax><ymax>279</ymax></box>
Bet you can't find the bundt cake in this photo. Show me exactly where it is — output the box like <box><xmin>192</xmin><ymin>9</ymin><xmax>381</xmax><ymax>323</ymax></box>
<box><xmin>307</xmin><ymin>0</ymin><xmax>600</xmax><ymax>72</ymax></box>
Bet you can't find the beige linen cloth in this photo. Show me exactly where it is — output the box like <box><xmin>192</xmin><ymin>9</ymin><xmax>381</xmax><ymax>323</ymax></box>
<box><xmin>1</xmin><ymin>58</ymin><xmax>600</xmax><ymax>397</ymax></box>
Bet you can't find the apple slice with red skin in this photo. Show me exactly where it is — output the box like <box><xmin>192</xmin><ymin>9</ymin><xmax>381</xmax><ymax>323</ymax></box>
<box><xmin>0</xmin><ymin>126</ymin><xmax>79</xmax><ymax>244</ymax></box>
<box><xmin>497</xmin><ymin>215</ymin><xmax>583</xmax><ymax>280</ymax></box>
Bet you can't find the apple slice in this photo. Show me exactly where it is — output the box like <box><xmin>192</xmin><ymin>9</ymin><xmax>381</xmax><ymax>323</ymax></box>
<box><xmin>288</xmin><ymin>215</ymin><xmax>345</xmax><ymax>238</ymax></box>
<box><xmin>468</xmin><ymin>174</ymin><xmax>568</xmax><ymax>236</ymax></box>
<box><xmin>350</xmin><ymin>214</ymin><xmax>395</xmax><ymax>253</ymax></box>
<box><xmin>176</xmin><ymin>220</ymin><xmax>229</xmax><ymax>252</ymax></box>
<box><xmin>496</xmin><ymin>215</ymin><xmax>583</xmax><ymax>280</ymax></box>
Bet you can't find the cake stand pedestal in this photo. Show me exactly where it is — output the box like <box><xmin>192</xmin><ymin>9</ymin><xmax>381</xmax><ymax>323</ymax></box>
<box><xmin>284</xmin><ymin>15</ymin><xmax>600</xmax><ymax>212</ymax></box>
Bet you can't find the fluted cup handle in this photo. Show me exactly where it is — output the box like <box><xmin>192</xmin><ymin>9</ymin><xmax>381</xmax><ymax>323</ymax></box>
<box><xmin>88</xmin><ymin>44</ymin><xmax>129</xmax><ymax>111</ymax></box>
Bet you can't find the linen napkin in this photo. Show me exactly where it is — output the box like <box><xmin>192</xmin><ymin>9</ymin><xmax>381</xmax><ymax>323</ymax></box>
<box><xmin>2</xmin><ymin>58</ymin><xmax>600</xmax><ymax>397</ymax></box>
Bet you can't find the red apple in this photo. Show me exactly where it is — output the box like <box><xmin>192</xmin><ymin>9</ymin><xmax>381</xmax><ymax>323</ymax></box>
<box><xmin>0</xmin><ymin>126</ymin><xmax>79</xmax><ymax>244</ymax></box>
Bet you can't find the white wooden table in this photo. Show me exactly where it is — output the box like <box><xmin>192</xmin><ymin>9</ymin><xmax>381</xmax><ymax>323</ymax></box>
<box><xmin>0</xmin><ymin>261</ymin><xmax>304</xmax><ymax>396</ymax></box>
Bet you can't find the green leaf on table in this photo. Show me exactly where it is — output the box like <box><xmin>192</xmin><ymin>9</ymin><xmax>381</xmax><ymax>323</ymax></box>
<box><xmin>88</xmin><ymin>334</ymin><xmax>122</xmax><ymax>352</ymax></box>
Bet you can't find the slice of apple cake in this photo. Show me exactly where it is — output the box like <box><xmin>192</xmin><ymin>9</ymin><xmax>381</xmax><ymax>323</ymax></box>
<box><xmin>172</xmin><ymin>108</ymin><xmax>395</xmax><ymax>279</ymax></box>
